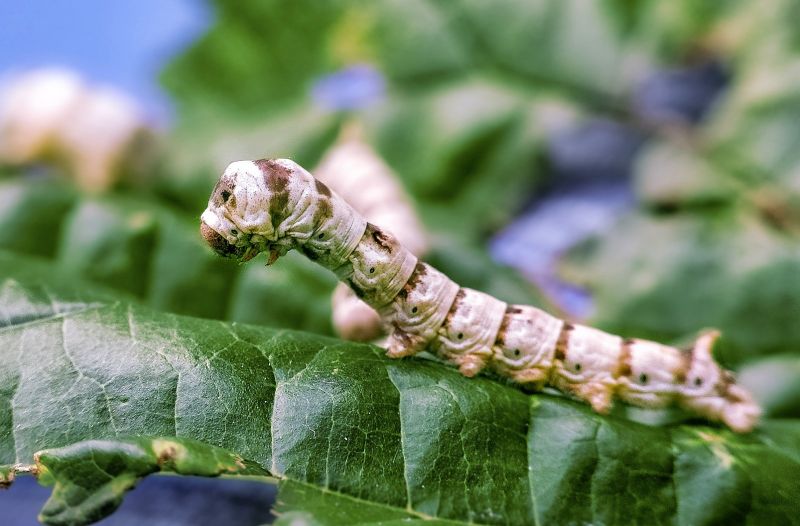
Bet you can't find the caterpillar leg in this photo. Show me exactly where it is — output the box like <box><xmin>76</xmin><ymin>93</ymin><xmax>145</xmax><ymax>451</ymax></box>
<box><xmin>385</xmin><ymin>327</ymin><xmax>428</xmax><ymax>358</ymax></box>
<box><xmin>454</xmin><ymin>354</ymin><xmax>490</xmax><ymax>378</ymax></box>
<box><xmin>556</xmin><ymin>380</ymin><xmax>614</xmax><ymax>414</ymax></box>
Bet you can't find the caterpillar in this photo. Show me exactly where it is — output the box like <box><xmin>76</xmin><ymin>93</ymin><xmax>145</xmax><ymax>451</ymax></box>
<box><xmin>0</xmin><ymin>68</ymin><xmax>153</xmax><ymax>192</ymax></box>
<box><xmin>314</xmin><ymin>126</ymin><xmax>429</xmax><ymax>341</ymax></box>
<box><xmin>199</xmin><ymin>158</ymin><xmax>761</xmax><ymax>432</ymax></box>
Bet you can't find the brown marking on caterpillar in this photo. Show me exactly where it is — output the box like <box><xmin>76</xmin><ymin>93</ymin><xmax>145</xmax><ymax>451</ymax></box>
<box><xmin>494</xmin><ymin>306</ymin><xmax>517</xmax><ymax>347</ymax></box>
<box><xmin>442</xmin><ymin>288</ymin><xmax>466</xmax><ymax>327</ymax></box>
<box><xmin>315</xmin><ymin>178</ymin><xmax>332</xmax><ymax>197</ymax></box>
<box><xmin>675</xmin><ymin>348</ymin><xmax>693</xmax><ymax>384</ymax></box>
<box><xmin>256</xmin><ymin>160</ymin><xmax>292</xmax><ymax>229</ymax></box>
<box><xmin>396</xmin><ymin>262</ymin><xmax>428</xmax><ymax>302</ymax></box>
<box><xmin>719</xmin><ymin>370</ymin><xmax>735</xmax><ymax>393</ymax></box>
<box><xmin>554</xmin><ymin>322</ymin><xmax>574</xmax><ymax>361</ymax></box>
<box><xmin>615</xmin><ymin>338</ymin><xmax>634</xmax><ymax>378</ymax></box>
<box><xmin>210</xmin><ymin>173</ymin><xmax>235</xmax><ymax>208</ymax></box>
<box><xmin>390</xmin><ymin>323</ymin><xmax>413</xmax><ymax>347</ymax></box>
<box><xmin>311</xmin><ymin>196</ymin><xmax>333</xmax><ymax>230</ymax></box>
<box><xmin>682</xmin><ymin>346</ymin><xmax>696</xmax><ymax>384</ymax></box>
<box><xmin>369</xmin><ymin>223</ymin><xmax>394</xmax><ymax>253</ymax></box>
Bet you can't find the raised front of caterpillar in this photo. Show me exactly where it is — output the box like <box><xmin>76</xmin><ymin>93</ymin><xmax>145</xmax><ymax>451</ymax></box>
<box><xmin>200</xmin><ymin>158</ymin><xmax>761</xmax><ymax>433</ymax></box>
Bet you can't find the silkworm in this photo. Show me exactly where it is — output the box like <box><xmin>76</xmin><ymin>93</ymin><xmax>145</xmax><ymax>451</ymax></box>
<box><xmin>314</xmin><ymin>128</ymin><xmax>429</xmax><ymax>341</ymax></box>
<box><xmin>200</xmin><ymin>158</ymin><xmax>761</xmax><ymax>432</ymax></box>
<box><xmin>0</xmin><ymin>68</ymin><xmax>150</xmax><ymax>193</ymax></box>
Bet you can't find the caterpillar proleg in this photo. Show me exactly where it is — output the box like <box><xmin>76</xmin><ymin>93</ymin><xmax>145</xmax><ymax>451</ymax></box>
<box><xmin>200</xmin><ymin>158</ymin><xmax>761</xmax><ymax>432</ymax></box>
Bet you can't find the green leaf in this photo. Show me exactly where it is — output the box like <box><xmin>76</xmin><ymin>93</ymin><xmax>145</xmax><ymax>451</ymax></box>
<box><xmin>271</xmin><ymin>480</ymin><xmax>451</xmax><ymax>525</ymax></box>
<box><xmin>0</xmin><ymin>253</ymin><xmax>797</xmax><ymax>524</ymax></box>
<box><xmin>33</xmin><ymin>436</ymin><xmax>268</xmax><ymax>526</ymax></box>
<box><xmin>0</xmin><ymin>179</ymin><xmax>77</xmax><ymax>259</ymax></box>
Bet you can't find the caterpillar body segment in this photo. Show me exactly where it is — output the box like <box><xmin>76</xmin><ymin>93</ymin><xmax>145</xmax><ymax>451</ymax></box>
<box><xmin>491</xmin><ymin>305</ymin><xmax>561</xmax><ymax>387</ymax></box>
<box><xmin>434</xmin><ymin>288</ymin><xmax>507</xmax><ymax>378</ymax></box>
<box><xmin>315</xmin><ymin>131</ymin><xmax>429</xmax><ymax>342</ymax></box>
<box><xmin>551</xmin><ymin>324</ymin><xmax>624</xmax><ymax>414</ymax></box>
<box><xmin>200</xmin><ymin>158</ymin><xmax>761</xmax><ymax>433</ymax></box>
<box><xmin>314</xmin><ymin>128</ymin><xmax>428</xmax><ymax>257</ymax></box>
<box><xmin>617</xmin><ymin>338</ymin><xmax>689</xmax><ymax>409</ymax></box>
<box><xmin>381</xmin><ymin>263</ymin><xmax>461</xmax><ymax>359</ymax></box>
<box><xmin>337</xmin><ymin>224</ymin><xmax>418</xmax><ymax>308</ymax></box>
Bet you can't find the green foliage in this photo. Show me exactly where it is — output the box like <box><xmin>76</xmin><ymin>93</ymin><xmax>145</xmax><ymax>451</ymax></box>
<box><xmin>0</xmin><ymin>176</ymin><xmax>337</xmax><ymax>331</ymax></box>
<box><xmin>0</xmin><ymin>254</ymin><xmax>798</xmax><ymax>525</ymax></box>
<box><xmin>3</xmin><ymin>0</ymin><xmax>800</xmax><ymax>522</ymax></box>
<box><xmin>561</xmin><ymin>0</ymin><xmax>800</xmax><ymax>365</ymax></box>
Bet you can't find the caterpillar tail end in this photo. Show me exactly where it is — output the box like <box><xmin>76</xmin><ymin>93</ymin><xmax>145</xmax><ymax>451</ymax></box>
<box><xmin>721</xmin><ymin>386</ymin><xmax>762</xmax><ymax>433</ymax></box>
<box><xmin>683</xmin><ymin>329</ymin><xmax>761</xmax><ymax>433</ymax></box>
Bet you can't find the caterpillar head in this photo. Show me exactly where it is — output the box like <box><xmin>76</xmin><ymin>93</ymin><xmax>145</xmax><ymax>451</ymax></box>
<box><xmin>200</xmin><ymin>159</ymin><xmax>305</xmax><ymax>263</ymax></box>
<box><xmin>679</xmin><ymin>330</ymin><xmax>761</xmax><ymax>433</ymax></box>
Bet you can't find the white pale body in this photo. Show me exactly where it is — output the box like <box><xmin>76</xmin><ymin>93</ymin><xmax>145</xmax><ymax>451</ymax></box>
<box><xmin>331</xmin><ymin>285</ymin><xmax>382</xmax><ymax>341</ymax></box>
<box><xmin>0</xmin><ymin>68</ymin><xmax>149</xmax><ymax>192</ymax></box>
<box><xmin>551</xmin><ymin>325</ymin><xmax>623</xmax><ymax>413</ymax></box>
<box><xmin>54</xmin><ymin>87</ymin><xmax>144</xmax><ymax>192</ymax></box>
<box><xmin>314</xmin><ymin>133</ymin><xmax>428</xmax><ymax>256</ymax></box>
<box><xmin>617</xmin><ymin>340</ymin><xmax>685</xmax><ymax>408</ymax></box>
<box><xmin>335</xmin><ymin>226</ymin><xmax>417</xmax><ymax>308</ymax></box>
<box><xmin>380</xmin><ymin>263</ymin><xmax>460</xmax><ymax>358</ymax></box>
<box><xmin>314</xmin><ymin>130</ymin><xmax>428</xmax><ymax>341</ymax></box>
<box><xmin>433</xmin><ymin>288</ymin><xmax>506</xmax><ymax>377</ymax></box>
<box><xmin>491</xmin><ymin>305</ymin><xmax>563</xmax><ymax>386</ymax></box>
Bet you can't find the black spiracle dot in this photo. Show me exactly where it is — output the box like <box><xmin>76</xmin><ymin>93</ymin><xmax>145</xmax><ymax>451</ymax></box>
<box><xmin>639</xmin><ymin>373</ymin><xmax>648</xmax><ymax>384</ymax></box>
<box><xmin>694</xmin><ymin>377</ymin><xmax>703</xmax><ymax>386</ymax></box>
<box><xmin>221</xmin><ymin>190</ymin><xmax>231</xmax><ymax>202</ymax></box>
<box><xmin>230</xmin><ymin>229</ymin><xmax>238</xmax><ymax>236</ymax></box>
<box><xmin>369</xmin><ymin>267</ymin><xmax>375</xmax><ymax>274</ymax></box>
<box><xmin>318</xmin><ymin>232</ymin><xmax>324</xmax><ymax>239</ymax></box>
<box><xmin>411</xmin><ymin>306</ymin><xmax>418</xmax><ymax>314</ymax></box>
<box><xmin>574</xmin><ymin>363</ymin><xmax>582</xmax><ymax>372</ymax></box>
<box><xmin>513</xmin><ymin>349</ymin><xmax>521</xmax><ymax>357</ymax></box>
<box><xmin>457</xmin><ymin>332</ymin><xmax>463</xmax><ymax>340</ymax></box>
